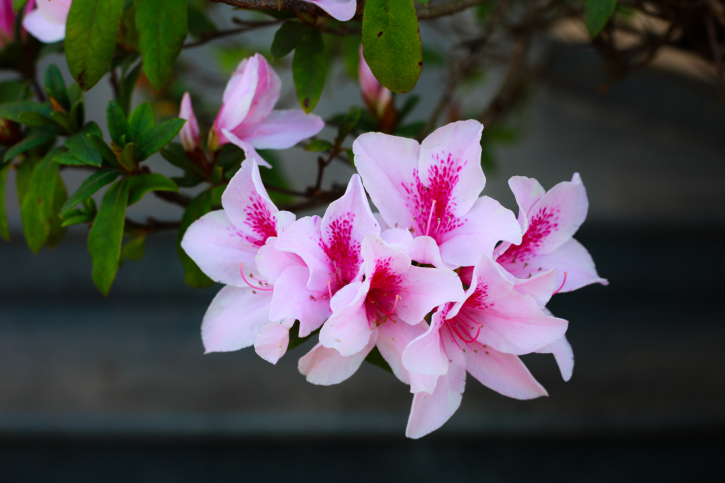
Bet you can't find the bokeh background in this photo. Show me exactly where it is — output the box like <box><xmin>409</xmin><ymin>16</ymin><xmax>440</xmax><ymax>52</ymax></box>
<box><xmin>1</xmin><ymin>3</ymin><xmax>723</xmax><ymax>481</ymax></box>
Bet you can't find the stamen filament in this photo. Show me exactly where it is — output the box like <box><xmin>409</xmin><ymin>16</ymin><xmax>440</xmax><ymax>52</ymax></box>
<box><xmin>426</xmin><ymin>200</ymin><xmax>437</xmax><ymax>237</ymax></box>
<box><xmin>239</xmin><ymin>263</ymin><xmax>274</xmax><ymax>291</ymax></box>
<box><xmin>553</xmin><ymin>272</ymin><xmax>568</xmax><ymax>295</ymax></box>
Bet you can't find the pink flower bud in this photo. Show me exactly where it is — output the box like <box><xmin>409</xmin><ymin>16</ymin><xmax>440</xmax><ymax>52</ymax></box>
<box><xmin>179</xmin><ymin>92</ymin><xmax>200</xmax><ymax>153</ymax></box>
<box><xmin>358</xmin><ymin>45</ymin><xmax>392</xmax><ymax>119</ymax></box>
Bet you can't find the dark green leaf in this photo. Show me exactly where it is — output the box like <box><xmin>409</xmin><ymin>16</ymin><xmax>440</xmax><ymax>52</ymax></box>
<box><xmin>177</xmin><ymin>190</ymin><xmax>213</xmax><ymax>287</ymax></box>
<box><xmin>49</xmin><ymin>111</ymin><xmax>73</xmax><ymax>134</ymax></box>
<box><xmin>127</xmin><ymin>173</ymin><xmax>177</xmax><ymax>205</ymax></box>
<box><xmin>44</xmin><ymin>64</ymin><xmax>70</xmax><ymax>111</ymax></box>
<box><xmin>61</xmin><ymin>209</ymin><xmax>95</xmax><ymax>227</ymax></box>
<box><xmin>53</xmin><ymin>152</ymin><xmax>87</xmax><ymax>166</ymax></box>
<box><xmin>364</xmin><ymin>346</ymin><xmax>393</xmax><ymax>373</ymax></box>
<box><xmin>292</xmin><ymin>26</ymin><xmax>326</xmax><ymax>113</ymax></box>
<box><xmin>304</xmin><ymin>139</ymin><xmax>333</xmax><ymax>152</ymax></box>
<box><xmin>15</xmin><ymin>157</ymin><xmax>36</xmax><ymax>206</ymax></box>
<box><xmin>119</xmin><ymin>142</ymin><xmax>136</xmax><ymax>170</ymax></box>
<box><xmin>19</xmin><ymin>153</ymin><xmax>62</xmax><ymax>253</ymax></box>
<box><xmin>214</xmin><ymin>143</ymin><xmax>244</xmax><ymax>170</ymax></box>
<box><xmin>122</xmin><ymin>235</ymin><xmax>145</xmax><ymax>261</ymax></box>
<box><xmin>0</xmin><ymin>102</ymin><xmax>51</xmax><ymax>122</ymax></box>
<box><xmin>160</xmin><ymin>142</ymin><xmax>206</xmax><ymax>177</ymax></box>
<box><xmin>128</xmin><ymin>102</ymin><xmax>155</xmax><ymax>144</ymax></box>
<box><xmin>60</xmin><ymin>169</ymin><xmax>121</xmax><ymax>217</ymax></box>
<box><xmin>187</xmin><ymin>5</ymin><xmax>217</xmax><ymax>39</ymax></box>
<box><xmin>88</xmin><ymin>179</ymin><xmax>129</xmax><ymax>295</ymax></box>
<box><xmin>0</xmin><ymin>80</ymin><xmax>32</xmax><ymax>103</ymax></box>
<box><xmin>4</xmin><ymin>131</ymin><xmax>56</xmax><ymax>162</ymax></box>
<box><xmin>271</xmin><ymin>21</ymin><xmax>307</xmax><ymax>60</ymax></box>
<box><xmin>118</xmin><ymin>62</ymin><xmax>142</xmax><ymax>116</ymax></box>
<box><xmin>69</xmin><ymin>99</ymin><xmax>85</xmax><ymax>133</ymax></box>
<box><xmin>171</xmin><ymin>171</ymin><xmax>204</xmax><ymax>188</ymax></box>
<box><xmin>107</xmin><ymin>100</ymin><xmax>129</xmax><ymax>146</ymax></box>
<box><xmin>87</xmin><ymin>134</ymin><xmax>119</xmax><ymax>166</ymax></box>
<box><xmin>16</xmin><ymin>111</ymin><xmax>60</xmax><ymax>129</ymax></box>
<box><xmin>135</xmin><ymin>0</ymin><xmax>188</xmax><ymax>90</ymax></box>
<box><xmin>46</xmin><ymin>174</ymin><xmax>68</xmax><ymax>249</ymax></box>
<box><xmin>585</xmin><ymin>0</ymin><xmax>618</xmax><ymax>38</ymax></box>
<box><xmin>65</xmin><ymin>130</ymin><xmax>103</xmax><ymax>167</ymax></box>
<box><xmin>0</xmin><ymin>164</ymin><xmax>9</xmax><ymax>241</ymax></box>
<box><xmin>362</xmin><ymin>0</ymin><xmax>422</xmax><ymax>93</ymax></box>
<box><xmin>13</xmin><ymin>0</ymin><xmax>30</xmax><ymax>14</ymax></box>
<box><xmin>136</xmin><ymin>118</ymin><xmax>185</xmax><ymax>161</ymax></box>
<box><xmin>65</xmin><ymin>0</ymin><xmax>125</xmax><ymax>90</ymax></box>
<box><xmin>287</xmin><ymin>323</ymin><xmax>319</xmax><ymax>352</ymax></box>
<box><xmin>336</xmin><ymin>107</ymin><xmax>362</xmax><ymax>143</ymax></box>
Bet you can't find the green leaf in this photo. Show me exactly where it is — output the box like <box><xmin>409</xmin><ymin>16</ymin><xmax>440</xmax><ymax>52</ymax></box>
<box><xmin>135</xmin><ymin>0</ymin><xmax>188</xmax><ymax>90</ymax></box>
<box><xmin>0</xmin><ymin>102</ymin><xmax>51</xmax><ymax>122</ymax></box>
<box><xmin>160</xmin><ymin>142</ymin><xmax>206</xmax><ymax>177</ymax></box>
<box><xmin>122</xmin><ymin>235</ymin><xmax>146</xmax><ymax>261</ymax></box>
<box><xmin>61</xmin><ymin>209</ymin><xmax>95</xmax><ymax>227</ymax></box>
<box><xmin>65</xmin><ymin>130</ymin><xmax>103</xmax><ymax>167</ymax></box>
<box><xmin>127</xmin><ymin>173</ymin><xmax>177</xmax><ymax>205</ymax></box>
<box><xmin>19</xmin><ymin>153</ymin><xmax>62</xmax><ymax>253</ymax></box>
<box><xmin>364</xmin><ymin>346</ymin><xmax>393</xmax><ymax>373</ymax></box>
<box><xmin>271</xmin><ymin>21</ymin><xmax>307</xmax><ymax>60</ymax></box>
<box><xmin>47</xmin><ymin>174</ymin><xmax>68</xmax><ymax>249</ymax></box>
<box><xmin>60</xmin><ymin>169</ymin><xmax>121</xmax><ymax>217</ymax></box>
<box><xmin>304</xmin><ymin>139</ymin><xmax>333</xmax><ymax>152</ymax></box>
<box><xmin>44</xmin><ymin>64</ymin><xmax>70</xmax><ymax>111</ymax></box>
<box><xmin>187</xmin><ymin>5</ymin><xmax>217</xmax><ymax>39</ymax></box>
<box><xmin>107</xmin><ymin>100</ymin><xmax>129</xmax><ymax>146</ymax></box>
<box><xmin>362</xmin><ymin>0</ymin><xmax>422</xmax><ymax>94</ymax></box>
<box><xmin>65</xmin><ymin>0</ymin><xmax>125</xmax><ymax>90</ymax></box>
<box><xmin>87</xmin><ymin>134</ymin><xmax>119</xmax><ymax>166</ymax></box>
<box><xmin>15</xmin><ymin>157</ymin><xmax>36</xmax><ymax>206</ymax></box>
<box><xmin>177</xmin><ymin>190</ymin><xmax>213</xmax><ymax>287</ymax></box>
<box><xmin>336</xmin><ymin>107</ymin><xmax>362</xmax><ymax>143</ymax></box>
<box><xmin>118</xmin><ymin>62</ymin><xmax>143</xmax><ymax>116</ymax></box>
<box><xmin>127</xmin><ymin>102</ymin><xmax>155</xmax><ymax>144</ymax></box>
<box><xmin>292</xmin><ymin>26</ymin><xmax>326</xmax><ymax>113</ymax></box>
<box><xmin>136</xmin><ymin>118</ymin><xmax>185</xmax><ymax>161</ymax></box>
<box><xmin>343</xmin><ymin>34</ymin><xmax>362</xmax><ymax>80</ymax></box>
<box><xmin>13</xmin><ymin>0</ymin><xmax>30</xmax><ymax>14</ymax></box>
<box><xmin>53</xmin><ymin>152</ymin><xmax>87</xmax><ymax>166</ymax></box>
<box><xmin>88</xmin><ymin>179</ymin><xmax>129</xmax><ymax>295</ymax></box>
<box><xmin>119</xmin><ymin>142</ymin><xmax>136</xmax><ymax>170</ymax></box>
<box><xmin>16</xmin><ymin>111</ymin><xmax>60</xmax><ymax>129</ymax></box>
<box><xmin>4</xmin><ymin>131</ymin><xmax>56</xmax><ymax>162</ymax></box>
<box><xmin>0</xmin><ymin>80</ymin><xmax>32</xmax><ymax>103</ymax></box>
<box><xmin>49</xmin><ymin>111</ymin><xmax>73</xmax><ymax>134</ymax></box>
<box><xmin>69</xmin><ymin>99</ymin><xmax>85</xmax><ymax>133</ymax></box>
<box><xmin>287</xmin><ymin>322</ymin><xmax>319</xmax><ymax>352</ymax></box>
<box><xmin>0</xmin><ymin>164</ymin><xmax>10</xmax><ymax>241</ymax></box>
<box><xmin>585</xmin><ymin>0</ymin><xmax>618</xmax><ymax>38</ymax></box>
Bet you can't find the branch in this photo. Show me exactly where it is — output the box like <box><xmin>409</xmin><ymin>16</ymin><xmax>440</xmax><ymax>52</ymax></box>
<box><xmin>184</xmin><ymin>19</ymin><xmax>281</xmax><ymax>49</ymax></box>
<box><xmin>154</xmin><ymin>190</ymin><xmax>192</xmax><ymax>208</ymax></box>
<box><xmin>125</xmin><ymin>217</ymin><xmax>180</xmax><ymax>233</ymax></box>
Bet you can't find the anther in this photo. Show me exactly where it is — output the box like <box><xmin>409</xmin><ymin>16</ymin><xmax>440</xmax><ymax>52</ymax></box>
<box><xmin>327</xmin><ymin>280</ymin><xmax>333</xmax><ymax>299</ymax></box>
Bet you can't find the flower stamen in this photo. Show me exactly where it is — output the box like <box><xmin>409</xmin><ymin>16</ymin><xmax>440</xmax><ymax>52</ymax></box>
<box><xmin>239</xmin><ymin>263</ymin><xmax>274</xmax><ymax>291</ymax></box>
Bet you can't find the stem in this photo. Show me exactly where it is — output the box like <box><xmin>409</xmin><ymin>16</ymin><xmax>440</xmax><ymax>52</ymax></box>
<box><xmin>184</xmin><ymin>20</ymin><xmax>281</xmax><ymax>49</ymax></box>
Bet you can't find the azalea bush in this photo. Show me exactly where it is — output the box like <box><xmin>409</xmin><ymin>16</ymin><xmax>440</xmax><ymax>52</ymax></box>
<box><xmin>3</xmin><ymin>0</ymin><xmax>719</xmax><ymax>437</ymax></box>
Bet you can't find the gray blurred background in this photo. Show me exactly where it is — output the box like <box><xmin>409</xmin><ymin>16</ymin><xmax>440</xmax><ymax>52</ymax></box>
<box><xmin>0</xmin><ymin>5</ymin><xmax>723</xmax><ymax>482</ymax></box>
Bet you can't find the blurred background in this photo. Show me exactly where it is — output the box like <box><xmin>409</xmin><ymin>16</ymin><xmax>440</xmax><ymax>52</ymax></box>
<box><xmin>0</xmin><ymin>1</ymin><xmax>724</xmax><ymax>481</ymax></box>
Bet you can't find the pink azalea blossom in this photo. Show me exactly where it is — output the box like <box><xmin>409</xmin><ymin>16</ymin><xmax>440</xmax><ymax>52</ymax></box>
<box><xmin>0</xmin><ymin>0</ymin><xmax>15</xmax><ymax>47</ymax></box>
<box><xmin>178</xmin><ymin>92</ymin><xmax>200</xmax><ymax>152</ymax></box>
<box><xmin>354</xmin><ymin>120</ymin><xmax>522</xmax><ymax>270</ymax></box>
<box><xmin>299</xmin><ymin>235</ymin><xmax>464</xmax><ymax>388</ymax></box>
<box><xmin>181</xmin><ymin>159</ymin><xmax>297</xmax><ymax>355</ymax></box>
<box><xmin>266</xmin><ymin>174</ymin><xmax>380</xmax><ymax>339</ymax></box>
<box><xmin>23</xmin><ymin>0</ymin><xmax>69</xmax><ymax>44</ymax></box>
<box><xmin>212</xmin><ymin>53</ymin><xmax>324</xmax><ymax>167</ymax></box>
<box><xmin>358</xmin><ymin>45</ymin><xmax>392</xmax><ymax>119</ymax></box>
<box><xmin>301</xmin><ymin>0</ymin><xmax>356</xmax><ymax>21</ymax></box>
<box><xmin>401</xmin><ymin>253</ymin><xmax>567</xmax><ymax>438</ymax></box>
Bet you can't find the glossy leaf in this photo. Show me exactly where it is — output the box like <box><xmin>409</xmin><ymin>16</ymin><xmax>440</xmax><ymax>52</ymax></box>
<box><xmin>88</xmin><ymin>179</ymin><xmax>129</xmax><ymax>295</ymax></box>
<box><xmin>135</xmin><ymin>0</ymin><xmax>188</xmax><ymax>90</ymax></box>
<box><xmin>127</xmin><ymin>173</ymin><xmax>177</xmax><ymax>205</ymax></box>
<box><xmin>19</xmin><ymin>152</ymin><xmax>62</xmax><ymax>253</ymax></box>
<box><xmin>136</xmin><ymin>118</ymin><xmax>185</xmax><ymax>161</ymax></box>
<box><xmin>4</xmin><ymin>131</ymin><xmax>56</xmax><ymax>162</ymax></box>
<box><xmin>188</xmin><ymin>5</ymin><xmax>217</xmax><ymax>39</ymax></box>
<box><xmin>271</xmin><ymin>21</ymin><xmax>307</xmax><ymax>60</ymax></box>
<box><xmin>362</xmin><ymin>0</ymin><xmax>422</xmax><ymax>93</ymax></box>
<box><xmin>87</xmin><ymin>134</ymin><xmax>119</xmax><ymax>167</ymax></box>
<box><xmin>65</xmin><ymin>124</ymin><xmax>105</xmax><ymax>167</ymax></box>
<box><xmin>118</xmin><ymin>63</ymin><xmax>143</xmax><ymax>116</ymax></box>
<box><xmin>292</xmin><ymin>26</ymin><xmax>326</xmax><ymax>113</ymax></box>
<box><xmin>128</xmin><ymin>102</ymin><xmax>155</xmax><ymax>144</ymax></box>
<box><xmin>585</xmin><ymin>0</ymin><xmax>618</xmax><ymax>38</ymax></box>
<box><xmin>65</xmin><ymin>0</ymin><xmax>125</xmax><ymax>90</ymax></box>
<box><xmin>160</xmin><ymin>142</ymin><xmax>206</xmax><ymax>177</ymax></box>
<box><xmin>46</xmin><ymin>174</ymin><xmax>68</xmax><ymax>249</ymax></box>
<box><xmin>0</xmin><ymin>102</ymin><xmax>52</xmax><ymax>122</ymax></box>
<box><xmin>107</xmin><ymin>100</ymin><xmax>129</xmax><ymax>146</ymax></box>
<box><xmin>44</xmin><ymin>64</ymin><xmax>70</xmax><ymax>111</ymax></box>
<box><xmin>61</xmin><ymin>169</ymin><xmax>121</xmax><ymax>217</ymax></box>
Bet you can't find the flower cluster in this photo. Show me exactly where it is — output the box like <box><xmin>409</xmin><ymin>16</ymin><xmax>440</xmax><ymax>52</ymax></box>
<box><xmin>182</xmin><ymin>117</ymin><xmax>607</xmax><ymax>438</ymax></box>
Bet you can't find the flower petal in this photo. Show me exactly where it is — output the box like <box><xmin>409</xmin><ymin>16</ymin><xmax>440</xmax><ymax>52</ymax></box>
<box><xmin>536</xmin><ymin>335</ymin><xmax>574</xmax><ymax>381</ymax></box>
<box><xmin>275</xmin><ymin>216</ymin><xmax>331</xmax><ymax>292</ymax></box>
<box><xmin>239</xmin><ymin>54</ymin><xmax>281</xmax><ymax>127</ymax></box>
<box><xmin>269</xmin><ymin>266</ymin><xmax>332</xmax><ymax>337</ymax></box>
<box><xmin>319</xmin><ymin>280</ymin><xmax>374</xmax><ymax>356</ymax></box>
<box><xmin>403</xmin><ymin>308</ymin><xmax>449</xmax><ymax>377</ymax></box>
<box><xmin>508</xmin><ymin>175</ymin><xmax>546</xmax><ymax>230</ymax></box>
<box><xmin>406</xmin><ymin>235</ymin><xmax>448</xmax><ymax>268</ymax></box>
<box><xmin>464</xmin><ymin>346</ymin><xmax>548</xmax><ymax>399</ymax></box>
<box><xmin>353</xmin><ymin>132</ymin><xmax>420</xmax><ymax>231</ymax></box>
<box><xmin>179</xmin><ymin>92</ymin><xmax>200</xmax><ymax>152</ymax></box>
<box><xmin>181</xmin><ymin>210</ymin><xmax>262</xmax><ymax>286</ymax></box>
<box><xmin>418</xmin><ymin>120</ymin><xmax>485</xmax><ymax>219</ymax></box>
<box><xmin>201</xmin><ymin>286</ymin><xmax>273</xmax><ymax>353</ymax></box>
<box><xmin>376</xmin><ymin>319</ymin><xmax>429</xmax><ymax>384</ymax></box>
<box><xmin>221</xmin><ymin>129</ymin><xmax>271</xmax><ymax>168</ymax></box>
<box><xmin>513</xmin><ymin>268</ymin><xmax>559</xmax><ymax>307</ymax></box>
<box><xmin>299</xmin><ymin>331</ymin><xmax>378</xmax><ymax>385</ymax></box>
<box><xmin>254</xmin><ymin>318</ymin><xmax>295</xmax><ymax>364</ymax></box>
<box><xmin>22</xmin><ymin>8</ymin><xmax>65</xmax><ymax>43</ymax></box>
<box><xmin>405</xmin><ymin>362</ymin><xmax>466</xmax><ymax>439</ymax></box>
<box><xmin>255</xmin><ymin>236</ymin><xmax>305</xmax><ymax>284</ymax></box>
<box><xmin>439</xmin><ymin>196</ymin><xmax>522</xmax><ymax>268</ymax></box>
<box><xmin>303</xmin><ymin>0</ymin><xmax>357</xmax><ymax>22</ymax></box>
<box><xmin>237</xmin><ymin>110</ymin><xmax>324</xmax><ymax>150</ymax></box>
<box><xmin>396</xmin><ymin>266</ymin><xmax>465</xmax><ymax>325</ymax></box>
<box><xmin>216</xmin><ymin>56</ymin><xmax>259</xmax><ymax>134</ymax></box>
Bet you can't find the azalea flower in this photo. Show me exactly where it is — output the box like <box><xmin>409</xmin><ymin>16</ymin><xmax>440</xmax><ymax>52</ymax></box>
<box><xmin>354</xmin><ymin>120</ymin><xmax>522</xmax><ymax>269</ymax></box>
<box><xmin>0</xmin><ymin>0</ymin><xmax>16</xmax><ymax>47</ymax></box>
<box><xmin>494</xmin><ymin>174</ymin><xmax>608</xmax><ymax>381</ymax></box>
<box><xmin>202</xmin><ymin>53</ymin><xmax>324</xmax><ymax>167</ymax></box>
<box><xmin>265</xmin><ymin>174</ymin><xmax>381</xmax><ymax>339</ymax></box>
<box><xmin>358</xmin><ymin>45</ymin><xmax>393</xmax><ymax>121</ymax></box>
<box><xmin>181</xmin><ymin>159</ymin><xmax>296</xmax><ymax>355</ymax></box>
<box><xmin>299</xmin><ymin>235</ymin><xmax>464</xmax><ymax>389</ymax></box>
<box><xmin>302</xmin><ymin>0</ymin><xmax>356</xmax><ymax>21</ymax></box>
<box><xmin>401</xmin><ymin>253</ymin><xmax>567</xmax><ymax>438</ymax></box>
<box><xmin>23</xmin><ymin>0</ymin><xmax>69</xmax><ymax>44</ymax></box>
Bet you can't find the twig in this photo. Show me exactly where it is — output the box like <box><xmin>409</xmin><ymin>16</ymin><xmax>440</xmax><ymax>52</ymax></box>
<box><xmin>184</xmin><ymin>20</ymin><xmax>281</xmax><ymax>49</ymax></box>
<box><xmin>125</xmin><ymin>217</ymin><xmax>180</xmax><ymax>233</ymax></box>
<box><xmin>154</xmin><ymin>191</ymin><xmax>192</xmax><ymax>208</ymax></box>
